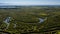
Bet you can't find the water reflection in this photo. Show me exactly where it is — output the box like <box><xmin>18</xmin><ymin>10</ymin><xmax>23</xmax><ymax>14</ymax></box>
<box><xmin>4</xmin><ymin>17</ymin><xmax>11</xmax><ymax>24</ymax></box>
<box><xmin>3</xmin><ymin>17</ymin><xmax>11</xmax><ymax>29</ymax></box>
<box><xmin>39</xmin><ymin>17</ymin><xmax>47</xmax><ymax>23</ymax></box>
<box><xmin>39</xmin><ymin>18</ymin><xmax>44</xmax><ymax>23</ymax></box>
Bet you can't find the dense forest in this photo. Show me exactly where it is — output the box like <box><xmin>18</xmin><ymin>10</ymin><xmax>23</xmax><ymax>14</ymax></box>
<box><xmin>0</xmin><ymin>6</ymin><xmax>60</xmax><ymax>34</ymax></box>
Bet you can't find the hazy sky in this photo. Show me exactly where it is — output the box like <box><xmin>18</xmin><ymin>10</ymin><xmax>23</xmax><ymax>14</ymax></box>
<box><xmin>0</xmin><ymin>0</ymin><xmax>60</xmax><ymax>5</ymax></box>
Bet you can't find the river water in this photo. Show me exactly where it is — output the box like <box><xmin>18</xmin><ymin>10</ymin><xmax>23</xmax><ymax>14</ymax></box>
<box><xmin>39</xmin><ymin>17</ymin><xmax>47</xmax><ymax>23</ymax></box>
<box><xmin>39</xmin><ymin>18</ymin><xmax>44</xmax><ymax>23</ymax></box>
<box><xmin>4</xmin><ymin>17</ymin><xmax>17</xmax><ymax>28</ymax></box>
<box><xmin>4</xmin><ymin>17</ymin><xmax>11</xmax><ymax>24</ymax></box>
<box><xmin>3</xmin><ymin>17</ymin><xmax>11</xmax><ymax>29</ymax></box>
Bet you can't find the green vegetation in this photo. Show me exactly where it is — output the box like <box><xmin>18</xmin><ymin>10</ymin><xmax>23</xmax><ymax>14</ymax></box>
<box><xmin>0</xmin><ymin>6</ymin><xmax>60</xmax><ymax>34</ymax></box>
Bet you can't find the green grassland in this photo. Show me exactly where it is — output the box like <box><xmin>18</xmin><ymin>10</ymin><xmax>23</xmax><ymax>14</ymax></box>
<box><xmin>0</xmin><ymin>6</ymin><xmax>60</xmax><ymax>34</ymax></box>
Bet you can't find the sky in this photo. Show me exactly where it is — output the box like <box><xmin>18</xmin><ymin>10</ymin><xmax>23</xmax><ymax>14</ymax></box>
<box><xmin>0</xmin><ymin>0</ymin><xmax>60</xmax><ymax>5</ymax></box>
